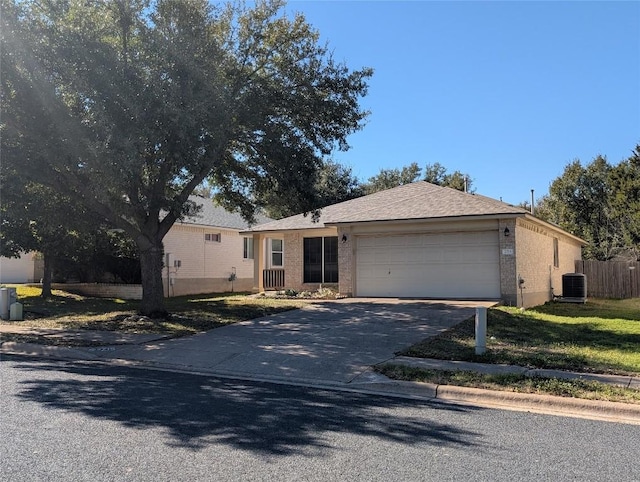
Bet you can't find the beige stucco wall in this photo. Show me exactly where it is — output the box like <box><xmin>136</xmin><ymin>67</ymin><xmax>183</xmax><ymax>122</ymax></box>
<box><xmin>514</xmin><ymin>218</ymin><xmax>583</xmax><ymax>308</ymax></box>
<box><xmin>162</xmin><ymin>224</ymin><xmax>254</xmax><ymax>296</ymax></box>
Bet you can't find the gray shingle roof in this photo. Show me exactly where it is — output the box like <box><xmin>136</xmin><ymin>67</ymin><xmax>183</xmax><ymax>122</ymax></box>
<box><xmin>246</xmin><ymin>181</ymin><xmax>528</xmax><ymax>232</ymax></box>
<box><xmin>178</xmin><ymin>196</ymin><xmax>272</xmax><ymax>230</ymax></box>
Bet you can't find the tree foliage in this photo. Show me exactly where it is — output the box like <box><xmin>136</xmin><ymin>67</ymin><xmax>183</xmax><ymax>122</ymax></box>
<box><xmin>363</xmin><ymin>162</ymin><xmax>421</xmax><ymax>194</ymax></box>
<box><xmin>1</xmin><ymin>0</ymin><xmax>372</xmax><ymax>315</ymax></box>
<box><xmin>363</xmin><ymin>161</ymin><xmax>473</xmax><ymax>194</ymax></box>
<box><xmin>260</xmin><ymin>159</ymin><xmax>363</xmax><ymax>219</ymax></box>
<box><xmin>0</xmin><ymin>171</ymin><xmax>139</xmax><ymax>296</ymax></box>
<box><xmin>423</xmin><ymin>162</ymin><xmax>474</xmax><ymax>193</ymax></box>
<box><xmin>536</xmin><ymin>147</ymin><xmax>640</xmax><ymax>260</ymax></box>
<box><xmin>0</xmin><ymin>175</ymin><xmax>104</xmax><ymax>296</ymax></box>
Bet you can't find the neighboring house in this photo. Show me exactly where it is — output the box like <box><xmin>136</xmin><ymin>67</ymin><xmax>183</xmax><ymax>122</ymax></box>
<box><xmin>0</xmin><ymin>252</ymin><xmax>43</xmax><ymax>283</ymax></box>
<box><xmin>242</xmin><ymin>181</ymin><xmax>586</xmax><ymax>308</ymax></box>
<box><xmin>162</xmin><ymin>196</ymin><xmax>272</xmax><ymax>297</ymax></box>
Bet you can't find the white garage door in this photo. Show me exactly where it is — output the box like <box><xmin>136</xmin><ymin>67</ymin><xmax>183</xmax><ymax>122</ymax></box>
<box><xmin>356</xmin><ymin>231</ymin><xmax>500</xmax><ymax>299</ymax></box>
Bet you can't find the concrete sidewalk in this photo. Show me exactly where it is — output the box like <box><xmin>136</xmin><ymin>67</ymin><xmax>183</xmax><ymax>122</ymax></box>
<box><xmin>2</xmin><ymin>300</ymin><xmax>640</xmax><ymax>424</ymax></box>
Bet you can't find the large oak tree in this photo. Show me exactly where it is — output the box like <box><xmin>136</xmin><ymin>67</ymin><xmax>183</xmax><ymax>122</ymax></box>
<box><xmin>1</xmin><ymin>0</ymin><xmax>372</xmax><ymax>315</ymax></box>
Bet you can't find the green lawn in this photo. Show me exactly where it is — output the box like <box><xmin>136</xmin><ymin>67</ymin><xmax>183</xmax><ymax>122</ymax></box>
<box><xmin>400</xmin><ymin>298</ymin><xmax>640</xmax><ymax>375</ymax></box>
<box><xmin>382</xmin><ymin>298</ymin><xmax>640</xmax><ymax>404</ymax></box>
<box><xmin>5</xmin><ymin>285</ymin><xmax>306</xmax><ymax>337</ymax></box>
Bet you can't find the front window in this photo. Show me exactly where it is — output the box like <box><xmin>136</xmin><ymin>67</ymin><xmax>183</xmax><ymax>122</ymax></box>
<box><xmin>304</xmin><ymin>236</ymin><xmax>338</xmax><ymax>283</ymax></box>
<box><xmin>270</xmin><ymin>239</ymin><xmax>283</xmax><ymax>267</ymax></box>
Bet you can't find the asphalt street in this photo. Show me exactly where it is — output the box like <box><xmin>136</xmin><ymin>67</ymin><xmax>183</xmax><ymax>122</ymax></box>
<box><xmin>2</xmin><ymin>355</ymin><xmax>639</xmax><ymax>481</ymax></box>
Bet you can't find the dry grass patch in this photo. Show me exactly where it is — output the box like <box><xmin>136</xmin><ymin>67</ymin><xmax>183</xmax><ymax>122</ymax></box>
<box><xmin>6</xmin><ymin>286</ymin><xmax>306</xmax><ymax>337</ymax></box>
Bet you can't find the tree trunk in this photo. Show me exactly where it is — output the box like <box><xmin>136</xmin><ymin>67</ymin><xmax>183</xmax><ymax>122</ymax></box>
<box><xmin>41</xmin><ymin>253</ymin><xmax>54</xmax><ymax>299</ymax></box>
<box><xmin>138</xmin><ymin>240</ymin><xmax>167</xmax><ymax>318</ymax></box>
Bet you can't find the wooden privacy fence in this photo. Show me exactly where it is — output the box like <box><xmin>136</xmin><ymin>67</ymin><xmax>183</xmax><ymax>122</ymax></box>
<box><xmin>575</xmin><ymin>260</ymin><xmax>640</xmax><ymax>299</ymax></box>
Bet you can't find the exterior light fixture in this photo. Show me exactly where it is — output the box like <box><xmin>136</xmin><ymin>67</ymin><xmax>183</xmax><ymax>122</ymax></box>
<box><xmin>504</xmin><ymin>227</ymin><xmax>510</xmax><ymax>237</ymax></box>
<box><xmin>341</xmin><ymin>234</ymin><xmax>348</xmax><ymax>243</ymax></box>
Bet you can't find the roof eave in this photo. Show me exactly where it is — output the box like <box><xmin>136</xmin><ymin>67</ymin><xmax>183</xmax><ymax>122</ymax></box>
<box><xmin>240</xmin><ymin>224</ymin><xmax>330</xmax><ymax>235</ymax></box>
<box><xmin>176</xmin><ymin>220</ymin><xmax>244</xmax><ymax>231</ymax></box>
<box><xmin>522</xmin><ymin>213</ymin><xmax>588</xmax><ymax>245</ymax></box>
<box><xmin>325</xmin><ymin>212</ymin><xmax>525</xmax><ymax>227</ymax></box>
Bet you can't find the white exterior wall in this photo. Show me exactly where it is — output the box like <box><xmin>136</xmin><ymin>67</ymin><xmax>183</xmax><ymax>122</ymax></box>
<box><xmin>162</xmin><ymin>224</ymin><xmax>254</xmax><ymax>296</ymax></box>
<box><xmin>0</xmin><ymin>252</ymin><xmax>38</xmax><ymax>283</ymax></box>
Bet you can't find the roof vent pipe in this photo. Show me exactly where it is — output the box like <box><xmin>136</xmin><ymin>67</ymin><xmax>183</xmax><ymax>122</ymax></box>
<box><xmin>530</xmin><ymin>189</ymin><xmax>535</xmax><ymax>216</ymax></box>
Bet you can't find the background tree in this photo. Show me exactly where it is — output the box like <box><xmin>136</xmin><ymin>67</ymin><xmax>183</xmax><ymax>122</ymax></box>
<box><xmin>0</xmin><ymin>178</ymin><xmax>103</xmax><ymax>297</ymax></box>
<box><xmin>535</xmin><ymin>150</ymin><xmax>640</xmax><ymax>260</ymax></box>
<box><xmin>608</xmin><ymin>145</ymin><xmax>640</xmax><ymax>259</ymax></box>
<box><xmin>363</xmin><ymin>162</ymin><xmax>421</xmax><ymax>194</ymax></box>
<box><xmin>1</xmin><ymin>0</ymin><xmax>372</xmax><ymax>315</ymax></box>
<box><xmin>362</xmin><ymin>161</ymin><xmax>473</xmax><ymax>194</ymax></box>
<box><xmin>424</xmin><ymin>162</ymin><xmax>474</xmax><ymax>192</ymax></box>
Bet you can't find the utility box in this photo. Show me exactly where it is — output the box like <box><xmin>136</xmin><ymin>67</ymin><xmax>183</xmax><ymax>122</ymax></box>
<box><xmin>9</xmin><ymin>302</ymin><xmax>23</xmax><ymax>321</ymax></box>
<box><xmin>0</xmin><ymin>288</ymin><xmax>18</xmax><ymax>320</ymax></box>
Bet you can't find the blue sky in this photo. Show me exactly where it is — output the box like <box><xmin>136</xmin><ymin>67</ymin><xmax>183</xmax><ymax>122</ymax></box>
<box><xmin>284</xmin><ymin>1</ymin><xmax>640</xmax><ymax>205</ymax></box>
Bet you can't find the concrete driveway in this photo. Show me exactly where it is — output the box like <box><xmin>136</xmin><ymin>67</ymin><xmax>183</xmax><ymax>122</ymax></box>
<box><xmin>112</xmin><ymin>299</ymin><xmax>496</xmax><ymax>385</ymax></box>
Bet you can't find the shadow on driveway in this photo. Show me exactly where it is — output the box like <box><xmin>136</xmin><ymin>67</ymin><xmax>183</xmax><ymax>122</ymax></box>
<box><xmin>112</xmin><ymin>299</ymin><xmax>494</xmax><ymax>384</ymax></box>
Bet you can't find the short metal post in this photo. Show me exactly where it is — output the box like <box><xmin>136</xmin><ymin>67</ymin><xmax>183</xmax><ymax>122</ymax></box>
<box><xmin>0</xmin><ymin>288</ymin><xmax>8</xmax><ymax>320</ymax></box>
<box><xmin>475</xmin><ymin>307</ymin><xmax>487</xmax><ymax>355</ymax></box>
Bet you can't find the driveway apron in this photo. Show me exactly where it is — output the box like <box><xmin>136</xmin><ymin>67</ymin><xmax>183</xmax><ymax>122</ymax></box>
<box><xmin>109</xmin><ymin>299</ymin><xmax>495</xmax><ymax>384</ymax></box>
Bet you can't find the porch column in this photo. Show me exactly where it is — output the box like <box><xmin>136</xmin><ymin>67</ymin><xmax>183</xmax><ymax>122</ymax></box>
<box><xmin>253</xmin><ymin>233</ymin><xmax>265</xmax><ymax>292</ymax></box>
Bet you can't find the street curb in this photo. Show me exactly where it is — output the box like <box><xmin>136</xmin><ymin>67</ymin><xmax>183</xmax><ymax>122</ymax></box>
<box><xmin>434</xmin><ymin>384</ymin><xmax>640</xmax><ymax>425</ymax></box>
<box><xmin>3</xmin><ymin>344</ymin><xmax>640</xmax><ymax>425</ymax></box>
<box><xmin>0</xmin><ymin>342</ymin><xmax>104</xmax><ymax>360</ymax></box>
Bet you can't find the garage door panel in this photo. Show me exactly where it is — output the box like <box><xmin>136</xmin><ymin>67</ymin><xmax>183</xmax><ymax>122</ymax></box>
<box><xmin>356</xmin><ymin>232</ymin><xmax>500</xmax><ymax>299</ymax></box>
<box><xmin>389</xmin><ymin>250</ymin><xmax>408</xmax><ymax>264</ymax></box>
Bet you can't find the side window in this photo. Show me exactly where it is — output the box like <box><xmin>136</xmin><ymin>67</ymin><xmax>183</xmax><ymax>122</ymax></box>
<box><xmin>205</xmin><ymin>233</ymin><xmax>221</xmax><ymax>243</ymax></box>
<box><xmin>243</xmin><ymin>237</ymin><xmax>254</xmax><ymax>260</ymax></box>
<box><xmin>553</xmin><ymin>238</ymin><xmax>559</xmax><ymax>268</ymax></box>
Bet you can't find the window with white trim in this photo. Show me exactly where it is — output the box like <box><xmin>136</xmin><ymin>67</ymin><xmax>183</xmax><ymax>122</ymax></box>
<box><xmin>270</xmin><ymin>239</ymin><xmax>283</xmax><ymax>267</ymax></box>
<box><xmin>243</xmin><ymin>237</ymin><xmax>254</xmax><ymax>260</ymax></box>
<box><xmin>553</xmin><ymin>238</ymin><xmax>559</xmax><ymax>268</ymax></box>
<box><xmin>205</xmin><ymin>233</ymin><xmax>221</xmax><ymax>242</ymax></box>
